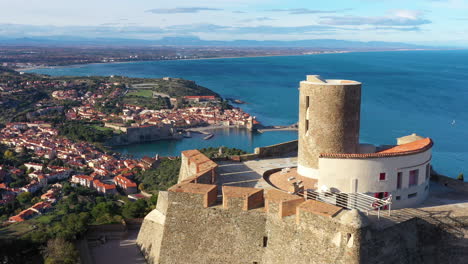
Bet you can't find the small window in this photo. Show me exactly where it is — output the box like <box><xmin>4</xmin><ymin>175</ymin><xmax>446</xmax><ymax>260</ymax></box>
<box><xmin>396</xmin><ymin>196</ymin><xmax>401</xmax><ymax>200</ymax></box>
<box><xmin>408</xmin><ymin>193</ymin><xmax>417</xmax><ymax>199</ymax></box>
<box><xmin>426</xmin><ymin>164</ymin><xmax>430</xmax><ymax>180</ymax></box>
<box><xmin>397</xmin><ymin>172</ymin><xmax>402</xmax><ymax>189</ymax></box>
<box><xmin>263</xmin><ymin>236</ymin><xmax>268</xmax><ymax>247</ymax></box>
<box><xmin>305</xmin><ymin>96</ymin><xmax>310</xmax><ymax>133</ymax></box>
<box><xmin>379</xmin><ymin>173</ymin><xmax>386</xmax><ymax>181</ymax></box>
<box><xmin>409</xmin><ymin>170</ymin><xmax>419</xmax><ymax>187</ymax></box>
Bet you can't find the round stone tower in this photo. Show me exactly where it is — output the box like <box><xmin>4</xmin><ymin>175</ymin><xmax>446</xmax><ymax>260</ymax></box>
<box><xmin>297</xmin><ymin>75</ymin><xmax>362</xmax><ymax>178</ymax></box>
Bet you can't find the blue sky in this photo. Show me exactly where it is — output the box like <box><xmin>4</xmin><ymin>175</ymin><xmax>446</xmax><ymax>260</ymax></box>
<box><xmin>1</xmin><ymin>0</ymin><xmax>467</xmax><ymax>45</ymax></box>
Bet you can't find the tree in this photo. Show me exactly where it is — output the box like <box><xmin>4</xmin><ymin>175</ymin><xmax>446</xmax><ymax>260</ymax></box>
<box><xmin>31</xmin><ymin>196</ymin><xmax>41</xmax><ymax>204</ymax></box>
<box><xmin>43</xmin><ymin>238</ymin><xmax>78</xmax><ymax>264</ymax></box>
<box><xmin>17</xmin><ymin>192</ymin><xmax>33</xmax><ymax>204</ymax></box>
<box><xmin>4</xmin><ymin>149</ymin><xmax>15</xmax><ymax>160</ymax></box>
<box><xmin>457</xmin><ymin>173</ymin><xmax>464</xmax><ymax>181</ymax></box>
<box><xmin>122</xmin><ymin>199</ymin><xmax>147</xmax><ymax>219</ymax></box>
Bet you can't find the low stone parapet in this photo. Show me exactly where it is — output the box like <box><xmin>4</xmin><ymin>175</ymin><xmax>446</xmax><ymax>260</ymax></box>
<box><xmin>169</xmin><ymin>183</ymin><xmax>217</xmax><ymax>208</ymax></box>
<box><xmin>222</xmin><ymin>186</ymin><xmax>264</xmax><ymax>211</ymax></box>
<box><xmin>265</xmin><ymin>189</ymin><xmax>304</xmax><ymax>218</ymax></box>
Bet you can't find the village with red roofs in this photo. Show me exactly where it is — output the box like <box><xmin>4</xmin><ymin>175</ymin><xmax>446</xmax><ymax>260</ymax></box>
<box><xmin>0</xmin><ymin>69</ymin><xmax>258</xmax><ymax>226</ymax></box>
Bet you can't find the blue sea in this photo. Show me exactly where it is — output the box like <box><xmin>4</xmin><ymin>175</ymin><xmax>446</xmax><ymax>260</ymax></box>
<box><xmin>30</xmin><ymin>50</ymin><xmax>468</xmax><ymax>178</ymax></box>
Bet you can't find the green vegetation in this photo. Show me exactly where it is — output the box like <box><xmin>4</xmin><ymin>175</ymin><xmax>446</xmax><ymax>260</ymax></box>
<box><xmin>457</xmin><ymin>173</ymin><xmax>464</xmax><ymax>181</ymax></box>
<box><xmin>135</xmin><ymin>147</ymin><xmax>246</xmax><ymax>192</ymax></box>
<box><xmin>43</xmin><ymin>238</ymin><xmax>79</xmax><ymax>264</ymax></box>
<box><xmin>0</xmin><ymin>182</ymin><xmax>159</xmax><ymax>261</ymax></box>
<box><xmin>129</xmin><ymin>78</ymin><xmax>219</xmax><ymax>98</ymax></box>
<box><xmin>122</xmin><ymin>94</ymin><xmax>170</xmax><ymax>110</ymax></box>
<box><xmin>199</xmin><ymin>146</ymin><xmax>247</xmax><ymax>159</ymax></box>
<box><xmin>95</xmin><ymin>98</ymin><xmax>123</xmax><ymax>115</ymax></box>
<box><xmin>135</xmin><ymin>158</ymin><xmax>181</xmax><ymax>192</ymax></box>
<box><xmin>0</xmin><ymin>144</ymin><xmax>34</xmax><ymax>168</ymax></box>
<box><xmin>58</xmin><ymin>121</ymin><xmax>115</xmax><ymax>143</ymax></box>
<box><xmin>126</xmin><ymin>89</ymin><xmax>153</xmax><ymax>98</ymax></box>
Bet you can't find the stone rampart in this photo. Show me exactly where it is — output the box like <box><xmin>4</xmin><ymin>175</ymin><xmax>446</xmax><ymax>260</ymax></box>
<box><xmin>137</xmin><ymin>184</ymin><xmax>371</xmax><ymax>264</ymax></box>
<box><xmin>432</xmin><ymin>174</ymin><xmax>468</xmax><ymax>192</ymax></box>
<box><xmin>137</xmin><ymin>149</ymin><xmax>468</xmax><ymax>264</ymax></box>
<box><xmin>254</xmin><ymin>140</ymin><xmax>298</xmax><ymax>158</ymax></box>
<box><xmin>106</xmin><ymin>124</ymin><xmax>175</xmax><ymax>145</ymax></box>
<box><xmin>235</xmin><ymin>140</ymin><xmax>298</xmax><ymax>162</ymax></box>
<box><xmin>178</xmin><ymin>150</ymin><xmax>218</xmax><ymax>184</ymax></box>
<box><xmin>138</xmin><ymin>180</ymin><xmax>468</xmax><ymax>264</ymax></box>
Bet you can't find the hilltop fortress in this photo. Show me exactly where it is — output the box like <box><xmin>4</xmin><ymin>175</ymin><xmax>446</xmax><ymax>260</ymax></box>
<box><xmin>137</xmin><ymin>76</ymin><xmax>468</xmax><ymax>264</ymax></box>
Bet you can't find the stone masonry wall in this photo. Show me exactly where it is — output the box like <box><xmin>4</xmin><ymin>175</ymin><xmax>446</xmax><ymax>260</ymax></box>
<box><xmin>156</xmin><ymin>191</ymin><xmax>266</xmax><ymax>264</ymax></box>
<box><xmin>262</xmin><ymin>202</ymin><xmax>362</xmax><ymax>264</ymax></box>
<box><xmin>254</xmin><ymin>140</ymin><xmax>298</xmax><ymax>158</ymax></box>
<box><xmin>138</xmin><ymin>185</ymin><xmax>468</xmax><ymax>264</ymax></box>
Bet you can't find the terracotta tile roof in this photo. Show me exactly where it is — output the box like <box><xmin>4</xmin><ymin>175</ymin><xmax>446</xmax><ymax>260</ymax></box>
<box><xmin>320</xmin><ymin>138</ymin><xmax>433</xmax><ymax>159</ymax></box>
<box><xmin>378</xmin><ymin>138</ymin><xmax>432</xmax><ymax>154</ymax></box>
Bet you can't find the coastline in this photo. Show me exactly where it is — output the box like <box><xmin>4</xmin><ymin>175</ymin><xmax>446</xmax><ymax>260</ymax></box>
<box><xmin>17</xmin><ymin>53</ymin><xmax>327</xmax><ymax>72</ymax></box>
<box><xmin>16</xmin><ymin>48</ymin><xmax>444</xmax><ymax>72</ymax></box>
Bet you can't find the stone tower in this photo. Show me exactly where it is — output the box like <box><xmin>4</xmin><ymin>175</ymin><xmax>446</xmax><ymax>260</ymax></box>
<box><xmin>297</xmin><ymin>75</ymin><xmax>362</xmax><ymax>178</ymax></box>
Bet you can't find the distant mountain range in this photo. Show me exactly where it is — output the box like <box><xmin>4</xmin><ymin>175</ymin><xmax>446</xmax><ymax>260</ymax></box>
<box><xmin>0</xmin><ymin>36</ymin><xmax>440</xmax><ymax>50</ymax></box>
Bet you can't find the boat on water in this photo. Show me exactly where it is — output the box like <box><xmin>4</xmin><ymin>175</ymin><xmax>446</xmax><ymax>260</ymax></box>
<box><xmin>203</xmin><ymin>134</ymin><xmax>214</xmax><ymax>140</ymax></box>
<box><xmin>226</xmin><ymin>97</ymin><xmax>246</xmax><ymax>104</ymax></box>
<box><xmin>184</xmin><ymin>131</ymin><xmax>192</xmax><ymax>138</ymax></box>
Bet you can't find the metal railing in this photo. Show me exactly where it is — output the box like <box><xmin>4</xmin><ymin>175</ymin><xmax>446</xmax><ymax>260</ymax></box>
<box><xmin>298</xmin><ymin>189</ymin><xmax>392</xmax><ymax>219</ymax></box>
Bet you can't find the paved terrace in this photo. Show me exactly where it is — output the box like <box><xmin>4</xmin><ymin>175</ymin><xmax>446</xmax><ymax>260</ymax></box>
<box><xmin>216</xmin><ymin>155</ymin><xmax>298</xmax><ymax>190</ymax></box>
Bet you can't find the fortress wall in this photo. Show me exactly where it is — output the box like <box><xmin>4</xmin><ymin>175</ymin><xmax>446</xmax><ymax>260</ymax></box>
<box><xmin>126</xmin><ymin>125</ymin><xmax>173</xmax><ymax>144</ymax></box>
<box><xmin>262</xmin><ymin>197</ymin><xmax>362</xmax><ymax>264</ymax></box>
<box><xmin>137</xmin><ymin>181</ymin><xmax>468</xmax><ymax>264</ymax></box>
<box><xmin>222</xmin><ymin>186</ymin><xmax>264</xmax><ymax>211</ymax></box>
<box><xmin>254</xmin><ymin>140</ymin><xmax>298</xmax><ymax>158</ymax></box>
<box><xmin>432</xmin><ymin>174</ymin><xmax>468</xmax><ymax>192</ymax></box>
<box><xmin>178</xmin><ymin>150</ymin><xmax>218</xmax><ymax>184</ymax></box>
<box><xmin>360</xmin><ymin>218</ymin><xmax>425</xmax><ymax>264</ymax></box>
<box><xmin>194</xmin><ymin>169</ymin><xmax>214</xmax><ymax>184</ymax></box>
<box><xmin>106</xmin><ymin>124</ymin><xmax>174</xmax><ymax>145</ymax></box>
<box><xmin>138</xmin><ymin>150</ymin><xmax>468</xmax><ymax>264</ymax></box>
<box><xmin>178</xmin><ymin>152</ymin><xmax>191</xmax><ymax>183</ymax></box>
<box><xmin>360</xmin><ymin>216</ymin><xmax>468</xmax><ymax>264</ymax></box>
<box><xmin>236</xmin><ymin>140</ymin><xmax>299</xmax><ymax>162</ymax></box>
<box><xmin>156</xmin><ymin>187</ymin><xmax>267</xmax><ymax>264</ymax></box>
<box><xmin>239</xmin><ymin>153</ymin><xmax>259</xmax><ymax>161</ymax></box>
<box><xmin>137</xmin><ymin>191</ymin><xmax>169</xmax><ymax>264</ymax></box>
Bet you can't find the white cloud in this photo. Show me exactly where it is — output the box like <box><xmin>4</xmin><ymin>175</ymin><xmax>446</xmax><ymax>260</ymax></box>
<box><xmin>146</xmin><ymin>7</ymin><xmax>223</xmax><ymax>14</ymax></box>
<box><xmin>320</xmin><ymin>9</ymin><xmax>431</xmax><ymax>26</ymax></box>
